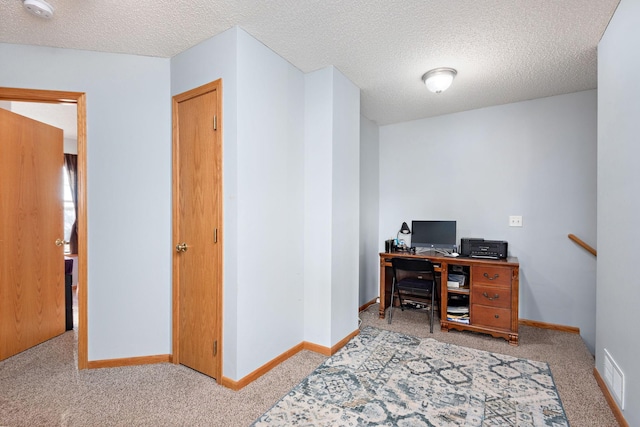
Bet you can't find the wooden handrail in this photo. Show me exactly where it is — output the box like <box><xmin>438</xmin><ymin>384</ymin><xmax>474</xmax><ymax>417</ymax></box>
<box><xmin>568</xmin><ymin>234</ymin><xmax>597</xmax><ymax>257</ymax></box>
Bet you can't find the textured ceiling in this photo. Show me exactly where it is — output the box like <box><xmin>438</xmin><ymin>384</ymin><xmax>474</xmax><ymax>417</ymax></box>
<box><xmin>1</xmin><ymin>0</ymin><xmax>620</xmax><ymax>125</ymax></box>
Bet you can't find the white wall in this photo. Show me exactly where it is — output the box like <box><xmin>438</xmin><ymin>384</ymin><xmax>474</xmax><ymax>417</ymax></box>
<box><xmin>304</xmin><ymin>68</ymin><xmax>334</xmax><ymax>346</ymax></box>
<box><xmin>359</xmin><ymin>116</ymin><xmax>380</xmax><ymax>306</ymax></box>
<box><xmin>0</xmin><ymin>43</ymin><xmax>172</xmax><ymax>360</ymax></box>
<box><xmin>304</xmin><ymin>67</ymin><xmax>360</xmax><ymax>347</ymax></box>
<box><xmin>597</xmin><ymin>0</ymin><xmax>640</xmax><ymax>421</ymax></box>
<box><xmin>63</xmin><ymin>138</ymin><xmax>77</xmax><ymax>155</ymax></box>
<box><xmin>329</xmin><ymin>69</ymin><xmax>360</xmax><ymax>344</ymax></box>
<box><xmin>379</xmin><ymin>91</ymin><xmax>598</xmax><ymax>351</ymax></box>
<box><xmin>235</xmin><ymin>29</ymin><xmax>306</xmax><ymax>378</ymax></box>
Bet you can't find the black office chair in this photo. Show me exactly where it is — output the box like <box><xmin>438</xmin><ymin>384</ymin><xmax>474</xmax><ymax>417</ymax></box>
<box><xmin>387</xmin><ymin>257</ymin><xmax>439</xmax><ymax>333</ymax></box>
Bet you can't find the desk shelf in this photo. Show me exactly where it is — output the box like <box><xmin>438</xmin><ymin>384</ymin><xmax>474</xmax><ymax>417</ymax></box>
<box><xmin>447</xmin><ymin>286</ymin><xmax>469</xmax><ymax>295</ymax></box>
<box><xmin>380</xmin><ymin>252</ymin><xmax>519</xmax><ymax>345</ymax></box>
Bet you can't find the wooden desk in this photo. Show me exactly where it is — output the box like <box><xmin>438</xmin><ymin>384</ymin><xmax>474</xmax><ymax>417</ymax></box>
<box><xmin>379</xmin><ymin>252</ymin><xmax>520</xmax><ymax>345</ymax></box>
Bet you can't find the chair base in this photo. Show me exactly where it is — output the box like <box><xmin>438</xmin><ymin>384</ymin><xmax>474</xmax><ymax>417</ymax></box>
<box><xmin>388</xmin><ymin>284</ymin><xmax>438</xmax><ymax>332</ymax></box>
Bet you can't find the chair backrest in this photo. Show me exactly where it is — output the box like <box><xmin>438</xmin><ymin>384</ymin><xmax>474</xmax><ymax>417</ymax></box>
<box><xmin>391</xmin><ymin>257</ymin><xmax>436</xmax><ymax>283</ymax></box>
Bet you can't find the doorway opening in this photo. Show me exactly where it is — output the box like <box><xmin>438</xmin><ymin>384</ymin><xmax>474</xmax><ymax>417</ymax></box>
<box><xmin>0</xmin><ymin>87</ymin><xmax>88</xmax><ymax>369</ymax></box>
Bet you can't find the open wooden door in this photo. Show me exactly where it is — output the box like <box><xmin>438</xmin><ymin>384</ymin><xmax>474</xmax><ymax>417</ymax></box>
<box><xmin>0</xmin><ymin>108</ymin><xmax>65</xmax><ymax>361</ymax></box>
<box><xmin>172</xmin><ymin>80</ymin><xmax>223</xmax><ymax>380</ymax></box>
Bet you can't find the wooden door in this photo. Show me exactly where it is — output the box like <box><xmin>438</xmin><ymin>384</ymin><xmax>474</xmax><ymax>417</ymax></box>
<box><xmin>0</xmin><ymin>108</ymin><xmax>65</xmax><ymax>361</ymax></box>
<box><xmin>172</xmin><ymin>80</ymin><xmax>223</xmax><ymax>379</ymax></box>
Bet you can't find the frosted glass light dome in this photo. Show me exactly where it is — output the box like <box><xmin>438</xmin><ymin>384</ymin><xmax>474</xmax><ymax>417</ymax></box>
<box><xmin>422</xmin><ymin>68</ymin><xmax>457</xmax><ymax>93</ymax></box>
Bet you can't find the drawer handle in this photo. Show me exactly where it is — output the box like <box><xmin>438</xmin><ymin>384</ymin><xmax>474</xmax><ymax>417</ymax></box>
<box><xmin>494</xmin><ymin>314</ymin><xmax>500</xmax><ymax>319</ymax></box>
<box><xmin>482</xmin><ymin>292</ymin><xmax>500</xmax><ymax>300</ymax></box>
<box><xmin>483</xmin><ymin>272</ymin><xmax>500</xmax><ymax>280</ymax></box>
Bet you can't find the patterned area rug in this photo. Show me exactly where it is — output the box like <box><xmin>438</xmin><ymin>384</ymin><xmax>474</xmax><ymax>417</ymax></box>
<box><xmin>252</xmin><ymin>327</ymin><xmax>568</xmax><ymax>426</ymax></box>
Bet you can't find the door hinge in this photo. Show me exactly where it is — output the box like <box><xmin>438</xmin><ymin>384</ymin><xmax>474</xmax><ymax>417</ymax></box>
<box><xmin>213</xmin><ymin>340</ymin><xmax>218</xmax><ymax>357</ymax></box>
<box><xmin>213</xmin><ymin>115</ymin><xmax>217</xmax><ymax>131</ymax></box>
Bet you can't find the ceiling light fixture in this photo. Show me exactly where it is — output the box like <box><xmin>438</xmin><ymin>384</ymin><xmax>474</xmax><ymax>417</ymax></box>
<box><xmin>422</xmin><ymin>68</ymin><xmax>457</xmax><ymax>93</ymax></box>
<box><xmin>23</xmin><ymin>0</ymin><xmax>54</xmax><ymax>19</ymax></box>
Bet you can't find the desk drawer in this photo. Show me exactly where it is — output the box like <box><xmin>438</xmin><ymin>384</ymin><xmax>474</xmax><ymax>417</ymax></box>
<box><xmin>472</xmin><ymin>305</ymin><xmax>511</xmax><ymax>330</ymax></box>
<box><xmin>472</xmin><ymin>284</ymin><xmax>511</xmax><ymax>309</ymax></box>
<box><xmin>472</xmin><ymin>266</ymin><xmax>512</xmax><ymax>287</ymax></box>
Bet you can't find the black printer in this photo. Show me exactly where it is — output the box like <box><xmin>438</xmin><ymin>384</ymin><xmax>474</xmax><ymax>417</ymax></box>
<box><xmin>460</xmin><ymin>238</ymin><xmax>508</xmax><ymax>259</ymax></box>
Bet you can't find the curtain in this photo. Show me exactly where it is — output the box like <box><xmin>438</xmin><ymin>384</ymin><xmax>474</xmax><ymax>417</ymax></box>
<box><xmin>64</xmin><ymin>154</ymin><xmax>78</xmax><ymax>254</ymax></box>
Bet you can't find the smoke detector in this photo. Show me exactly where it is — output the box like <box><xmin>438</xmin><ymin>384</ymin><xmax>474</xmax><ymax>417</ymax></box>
<box><xmin>23</xmin><ymin>0</ymin><xmax>54</xmax><ymax>19</ymax></box>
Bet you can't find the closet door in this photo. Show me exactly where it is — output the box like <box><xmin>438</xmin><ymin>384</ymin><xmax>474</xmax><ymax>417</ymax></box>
<box><xmin>172</xmin><ymin>80</ymin><xmax>223</xmax><ymax>380</ymax></box>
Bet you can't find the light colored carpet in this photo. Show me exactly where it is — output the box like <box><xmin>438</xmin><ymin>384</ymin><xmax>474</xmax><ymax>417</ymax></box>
<box><xmin>0</xmin><ymin>304</ymin><xmax>618</xmax><ymax>426</ymax></box>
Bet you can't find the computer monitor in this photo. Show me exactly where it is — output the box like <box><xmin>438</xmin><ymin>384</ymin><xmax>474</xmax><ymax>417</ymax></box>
<box><xmin>411</xmin><ymin>220</ymin><xmax>457</xmax><ymax>251</ymax></box>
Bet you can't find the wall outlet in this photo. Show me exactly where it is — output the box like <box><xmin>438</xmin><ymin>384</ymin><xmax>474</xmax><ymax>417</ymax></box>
<box><xmin>509</xmin><ymin>215</ymin><xmax>523</xmax><ymax>227</ymax></box>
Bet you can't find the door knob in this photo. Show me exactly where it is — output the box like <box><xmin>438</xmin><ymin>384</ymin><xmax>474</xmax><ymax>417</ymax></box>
<box><xmin>55</xmin><ymin>238</ymin><xmax>69</xmax><ymax>247</ymax></box>
<box><xmin>176</xmin><ymin>242</ymin><xmax>188</xmax><ymax>252</ymax></box>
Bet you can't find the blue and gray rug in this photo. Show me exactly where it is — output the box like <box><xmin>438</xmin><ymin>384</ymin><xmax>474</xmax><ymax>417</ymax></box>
<box><xmin>252</xmin><ymin>326</ymin><xmax>568</xmax><ymax>426</ymax></box>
